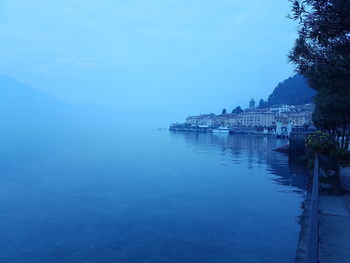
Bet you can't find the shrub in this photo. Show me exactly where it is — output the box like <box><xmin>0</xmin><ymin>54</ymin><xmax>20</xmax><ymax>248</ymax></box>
<box><xmin>305</xmin><ymin>131</ymin><xmax>337</xmax><ymax>154</ymax></box>
<box><xmin>331</xmin><ymin>148</ymin><xmax>350</xmax><ymax>167</ymax></box>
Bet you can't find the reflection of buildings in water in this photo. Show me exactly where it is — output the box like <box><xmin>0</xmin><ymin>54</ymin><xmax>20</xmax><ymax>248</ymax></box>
<box><xmin>170</xmin><ymin>132</ymin><xmax>308</xmax><ymax>191</ymax></box>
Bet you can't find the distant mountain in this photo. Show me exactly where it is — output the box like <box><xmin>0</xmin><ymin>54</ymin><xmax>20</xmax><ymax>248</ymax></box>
<box><xmin>0</xmin><ymin>75</ymin><xmax>121</xmax><ymax>134</ymax></box>
<box><xmin>258</xmin><ymin>75</ymin><xmax>315</xmax><ymax>108</ymax></box>
<box><xmin>0</xmin><ymin>74</ymin><xmax>70</xmax><ymax>126</ymax></box>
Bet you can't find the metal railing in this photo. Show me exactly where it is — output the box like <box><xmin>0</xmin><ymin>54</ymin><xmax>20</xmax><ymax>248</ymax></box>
<box><xmin>306</xmin><ymin>155</ymin><xmax>319</xmax><ymax>263</ymax></box>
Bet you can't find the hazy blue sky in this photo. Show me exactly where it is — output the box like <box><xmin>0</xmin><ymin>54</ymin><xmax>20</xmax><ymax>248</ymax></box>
<box><xmin>0</xmin><ymin>0</ymin><xmax>297</xmax><ymax>126</ymax></box>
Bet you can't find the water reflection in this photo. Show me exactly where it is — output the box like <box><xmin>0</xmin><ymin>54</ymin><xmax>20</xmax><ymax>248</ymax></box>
<box><xmin>0</xmin><ymin>130</ymin><xmax>307</xmax><ymax>263</ymax></box>
<box><xmin>170</xmin><ymin>132</ymin><xmax>308</xmax><ymax>192</ymax></box>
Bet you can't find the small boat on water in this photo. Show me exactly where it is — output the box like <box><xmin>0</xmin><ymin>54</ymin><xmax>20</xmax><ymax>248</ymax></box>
<box><xmin>212</xmin><ymin>127</ymin><xmax>230</xmax><ymax>134</ymax></box>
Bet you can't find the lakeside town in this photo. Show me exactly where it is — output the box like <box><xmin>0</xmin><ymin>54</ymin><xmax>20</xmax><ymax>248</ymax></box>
<box><xmin>170</xmin><ymin>98</ymin><xmax>314</xmax><ymax>137</ymax></box>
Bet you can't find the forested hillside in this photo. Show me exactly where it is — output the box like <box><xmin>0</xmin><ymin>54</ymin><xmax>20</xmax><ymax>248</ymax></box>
<box><xmin>258</xmin><ymin>75</ymin><xmax>315</xmax><ymax>107</ymax></box>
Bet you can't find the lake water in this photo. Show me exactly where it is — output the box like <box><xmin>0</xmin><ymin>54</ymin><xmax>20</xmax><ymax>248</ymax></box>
<box><xmin>0</xmin><ymin>129</ymin><xmax>308</xmax><ymax>263</ymax></box>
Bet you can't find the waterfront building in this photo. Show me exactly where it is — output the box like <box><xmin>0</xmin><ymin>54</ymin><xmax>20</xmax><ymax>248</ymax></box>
<box><xmin>246</xmin><ymin>107</ymin><xmax>272</xmax><ymax>113</ymax></box>
<box><xmin>274</xmin><ymin>115</ymin><xmax>288</xmax><ymax>125</ymax></box>
<box><xmin>271</xmin><ymin>104</ymin><xmax>296</xmax><ymax>115</ymax></box>
<box><xmin>237</xmin><ymin>112</ymin><xmax>275</xmax><ymax>127</ymax></box>
<box><xmin>186</xmin><ymin>114</ymin><xmax>215</xmax><ymax>126</ymax></box>
<box><xmin>276</xmin><ymin>121</ymin><xmax>294</xmax><ymax>136</ymax></box>
<box><xmin>287</xmin><ymin>112</ymin><xmax>313</xmax><ymax>126</ymax></box>
<box><xmin>214</xmin><ymin>114</ymin><xmax>239</xmax><ymax>127</ymax></box>
<box><xmin>295</xmin><ymin>103</ymin><xmax>315</xmax><ymax>113</ymax></box>
<box><xmin>182</xmin><ymin>103</ymin><xmax>313</xmax><ymax>130</ymax></box>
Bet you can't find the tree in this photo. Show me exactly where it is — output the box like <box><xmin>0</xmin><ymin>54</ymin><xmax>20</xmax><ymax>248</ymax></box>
<box><xmin>249</xmin><ymin>98</ymin><xmax>255</xmax><ymax>109</ymax></box>
<box><xmin>232</xmin><ymin>106</ymin><xmax>243</xmax><ymax>114</ymax></box>
<box><xmin>288</xmin><ymin>0</ymin><xmax>350</xmax><ymax>149</ymax></box>
<box><xmin>312</xmin><ymin>88</ymin><xmax>350</xmax><ymax>148</ymax></box>
<box><xmin>258</xmin><ymin>99</ymin><xmax>268</xmax><ymax>108</ymax></box>
<box><xmin>289</xmin><ymin>0</ymin><xmax>350</xmax><ymax>92</ymax></box>
<box><xmin>222</xmin><ymin>108</ymin><xmax>227</xmax><ymax>115</ymax></box>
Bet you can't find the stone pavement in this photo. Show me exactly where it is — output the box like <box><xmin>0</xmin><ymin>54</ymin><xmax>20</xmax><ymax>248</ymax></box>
<box><xmin>319</xmin><ymin>167</ymin><xmax>350</xmax><ymax>263</ymax></box>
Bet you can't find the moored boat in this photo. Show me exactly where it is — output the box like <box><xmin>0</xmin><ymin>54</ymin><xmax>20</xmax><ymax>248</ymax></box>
<box><xmin>212</xmin><ymin>127</ymin><xmax>230</xmax><ymax>134</ymax></box>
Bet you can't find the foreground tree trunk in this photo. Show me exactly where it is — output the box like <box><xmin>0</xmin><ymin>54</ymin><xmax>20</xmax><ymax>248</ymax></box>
<box><xmin>345</xmin><ymin>125</ymin><xmax>350</xmax><ymax>150</ymax></box>
<box><xmin>341</xmin><ymin>123</ymin><xmax>346</xmax><ymax>149</ymax></box>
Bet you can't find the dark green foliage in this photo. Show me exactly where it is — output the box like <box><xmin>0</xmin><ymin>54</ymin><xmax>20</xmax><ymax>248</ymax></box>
<box><xmin>257</xmin><ymin>74</ymin><xmax>315</xmax><ymax>108</ymax></box>
<box><xmin>231</xmin><ymin>106</ymin><xmax>243</xmax><ymax>114</ymax></box>
<box><xmin>266</xmin><ymin>75</ymin><xmax>315</xmax><ymax>106</ymax></box>
<box><xmin>305</xmin><ymin>131</ymin><xmax>337</xmax><ymax>154</ymax></box>
<box><xmin>331</xmin><ymin>148</ymin><xmax>350</xmax><ymax>166</ymax></box>
<box><xmin>289</xmin><ymin>0</ymin><xmax>350</xmax><ymax>150</ymax></box>
<box><xmin>222</xmin><ymin>108</ymin><xmax>227</xmax><ymax>115</ymax></box>
<box><xmin>257</xmin><ymin>99</ymin><xmax>268</xmax><ymax>108</ymax></box>
<box><xmin>312</xmin><ymin>88</ymin><xmax>350</xmax><ymax>130</ymax></box>
<box><xmin>288</xmin><ymin>0</ymin><xmax>350</xmax><ymax>97</ymax></box>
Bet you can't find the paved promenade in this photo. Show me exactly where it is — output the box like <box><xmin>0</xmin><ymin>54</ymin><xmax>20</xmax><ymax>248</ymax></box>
<box><xmin>319</xmin><ymin>167</ymin><xmax>350</xmax><ymax>263</ymax></box>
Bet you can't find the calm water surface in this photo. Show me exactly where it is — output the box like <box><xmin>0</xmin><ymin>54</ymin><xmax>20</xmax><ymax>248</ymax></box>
<box><xmin>0</xmin><ymin>129</ymin><xmax>308</xmax><ymax>263</ymax></box>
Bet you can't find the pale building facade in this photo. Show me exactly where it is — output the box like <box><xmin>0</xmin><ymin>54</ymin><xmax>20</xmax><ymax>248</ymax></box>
<box><xmin>214</xmin><ymin>114</ymin><xmax>239</xmax><ymax>127</ymax></box>
<box><xmin>237</xmin><ymin>112</ymin><xmax>275</xmax><ymax>127</ymax></box>
<box><xmin>186</xmin><ymin>114</ymin><xmax>215</xmax><ymax>126</ymax></box>
<box><xmin>287</xmin><ymin>112</ymin><xmax>313</xmax><ymax>126</ymax></box>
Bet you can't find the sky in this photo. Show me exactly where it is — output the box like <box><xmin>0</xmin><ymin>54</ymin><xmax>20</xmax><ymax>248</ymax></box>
<box><xmin>0</xmin><ymin>0</ymin><xmax>297</xmax><ymax>126</ymax></box>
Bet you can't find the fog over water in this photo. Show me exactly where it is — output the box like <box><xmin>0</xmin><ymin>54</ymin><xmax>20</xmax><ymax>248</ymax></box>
<box><xmin>0</xmin><ymin>0</ymin><xmax>297</xmax><ymax>126</ymax></box>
